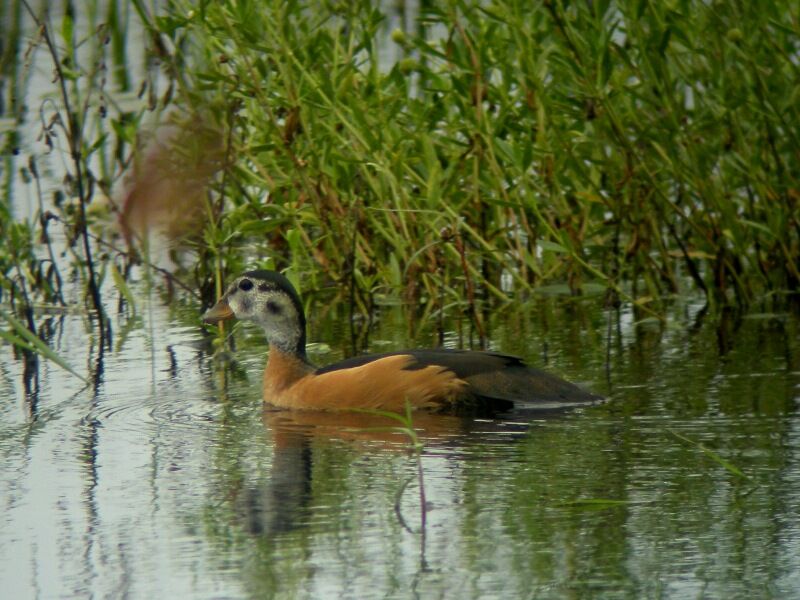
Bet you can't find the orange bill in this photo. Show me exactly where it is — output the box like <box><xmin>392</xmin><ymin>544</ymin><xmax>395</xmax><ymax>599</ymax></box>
<box><xmin>203</xmin><ymin>298</ymin><xmax>235</xmax><ymax>324</ymax></box>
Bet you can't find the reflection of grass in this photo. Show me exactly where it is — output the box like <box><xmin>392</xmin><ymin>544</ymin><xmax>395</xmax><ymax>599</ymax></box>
<box><xmin>558</xmin><ymin>499</ymin><xmax>640</xmax><ymax>510</ymax></box>
<box><xmin>353</xmin><ymin>402</ymin><xmax>427</xmax><ymax>535</ymax></box>
<box><xmin>559</xmin><ymin>498</ymin><xmax>633</xmax><ymax>508</ymax></box>
<box><xmin>669</xmin><ymin>429</ymin><xmax>750</xmax><ymax>480</ymax></box>
<box><xmin>559</xmin><ymin>430</ymin><xmax>754</xmax><ymax>510</ymax></box>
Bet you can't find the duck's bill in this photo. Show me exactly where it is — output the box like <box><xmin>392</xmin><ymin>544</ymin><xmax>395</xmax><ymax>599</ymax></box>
<box><xmin>203</xmin><ymin>299</ymin><xmax>235</xmax><ymax>324</ymax></box>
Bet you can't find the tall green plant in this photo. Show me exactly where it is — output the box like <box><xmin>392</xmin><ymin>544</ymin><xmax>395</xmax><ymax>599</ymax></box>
<box><xmin>7</xmin><ymin>0</ymin><xmax>799</xmax><ymax>337</ymax></box>
<box><xmin>151</xmin><ymin>0</ymin><xmax>798</xmax><ymax>314</ymax></box>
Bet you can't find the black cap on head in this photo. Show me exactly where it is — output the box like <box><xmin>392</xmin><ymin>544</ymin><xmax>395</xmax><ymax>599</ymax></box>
<box><xmin>241</xmin><ymin>269</ymin><xmax>307</xmax><ymax>356</ymax></box>
<box><xmin>242</xmin><ymin>269</ymin><xmax>299</xmax><ymax>297</ymax></box>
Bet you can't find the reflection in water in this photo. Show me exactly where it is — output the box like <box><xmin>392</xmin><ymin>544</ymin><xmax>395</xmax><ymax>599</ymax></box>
<box><xmin>214</xmin><ymin>405</ymin><xmax>543</xmax><ymax>599</ymax></box>
<box><xmin>1</xmin><ymin>293</ymin><xmax>799</xmax><ymax>598</ymax></box>
<box><xmin>230</xmin><ymin>408</ymin><xmax>528</xmax><ymax>540</ymax></box>
<box><xmin>235</xmin><ymin>419</ymin><xmax>313</xmax><ymax>537</ymax></box>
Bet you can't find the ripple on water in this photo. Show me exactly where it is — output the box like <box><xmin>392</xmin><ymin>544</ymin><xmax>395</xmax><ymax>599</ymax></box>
<box><xmin>79</xmin><ymin>386</ymin><xmax>222</xmax><ymax>437</ymax></box>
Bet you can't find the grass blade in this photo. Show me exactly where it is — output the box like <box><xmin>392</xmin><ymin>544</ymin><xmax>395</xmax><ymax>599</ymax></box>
<box><xmin>669</xmin><ymin>429</ymin><xmax>750</xmax><ymax>480</ymax></box>
<box><xmin>0</xmin><ymin>309</ymin><xmax>87</xmax><ymax>382</ymax></box>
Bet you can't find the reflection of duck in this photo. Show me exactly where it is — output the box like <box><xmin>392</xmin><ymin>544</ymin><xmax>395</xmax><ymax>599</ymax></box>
<box><xmin>264</xmin><ymin>406</ymin><xmax>470</xmax><ymax>448</ymax></box>
<box><xmin>237</xmin><ymin>424</ymin><xmax>312</xmax><ymax>536</ymax></box>
<box><xmin>203</xmin><ymin>270</ymin><xmax>603</xmax><ymax>412</ymax></box>
<box><xmin>233</xmin><ymin>408</ymin><xmax>492</xmax><ymax>538</ymax></box>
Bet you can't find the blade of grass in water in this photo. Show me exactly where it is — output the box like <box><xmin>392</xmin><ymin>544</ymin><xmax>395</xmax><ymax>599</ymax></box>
<box><xmin>0</xmin><ymin>309</ymin><xmax>87</xmax><ymax>382</ymax></box>
<box><xmin>351</xmin><ymin>402</ymin><xmax>423</xmax><ymax>450</ymax></box>
<box><xmin>110</xmin><ymin>262</ymin><xmax>137</xmax><ymax>314</ymax></box>
<box><xmin>669</xmin><ymin>429</ymin><xmax>750</xmax><ymax>480</ymax></box>
<box><xmin>558</xmin><ymin>499</ymin><xmax>643</xmax><ymax>510</ymax></box>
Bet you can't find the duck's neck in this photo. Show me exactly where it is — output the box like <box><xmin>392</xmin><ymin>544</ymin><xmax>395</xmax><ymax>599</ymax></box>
<box><xmin>256</xmin><ymin>316</ymin><xmax>307</xmax><ymax>359</ymax></box>
<box><xmin>264</xmin><ymin>344</ymin><xmax>314</xmax><ymax>393</ymax></box>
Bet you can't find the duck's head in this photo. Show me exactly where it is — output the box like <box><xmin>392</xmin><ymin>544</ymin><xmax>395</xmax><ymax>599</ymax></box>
<box><xmin>203</xmin><ymin>269</ymin><xmax>307</xmax><ymax>357</ymax></box>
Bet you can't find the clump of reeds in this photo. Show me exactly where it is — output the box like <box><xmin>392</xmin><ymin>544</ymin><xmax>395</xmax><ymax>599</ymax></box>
<box><xmin>147</xmin><ymin>0</ymin><xmax>798</xmax><ymax>315</ymax></box>
<box><xmin>3</xmin><ymin>0</ymin><xmax>799</xmax><ymax>379</ymax></box>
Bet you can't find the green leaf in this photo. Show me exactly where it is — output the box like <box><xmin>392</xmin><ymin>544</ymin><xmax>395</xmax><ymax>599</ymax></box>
<box><xmin>669</xmin><ymin>429</ymin><xmax>750</xmax><ymax>480</ymax></box>
<box><xmin>740</xmin><ymin>219</ymin><xmax>775</xmax><ymax>238</ymax></box>
<box><xmin>0</xmin><ymin>309</ymin><xmax>87</xmax><ymax>382</ymax></box>
<box><xmin>110</xmin><ymin>263</ymin><xmax>137</xmax><ymax>314</ymax></box>
<box><xmin>61</xmin><ymin>8</ymin><xmax>74</xmax><ymax>48</ymax></box>
<box><xmin>0</xmin><ymin>330</ymin><xmax>36</xmax><ymax>352</ymax></box>
<box><xmin>538</xmin><ymin>240</ymin><xmax>568</xmax><ymax>254</ymax></box>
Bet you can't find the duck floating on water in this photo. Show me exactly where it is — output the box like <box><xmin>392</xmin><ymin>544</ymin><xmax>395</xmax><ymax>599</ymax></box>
<box><xmin>203</xmin><ymin>270</ymin><xmax>603</xmax><ymax>413</ymax></box>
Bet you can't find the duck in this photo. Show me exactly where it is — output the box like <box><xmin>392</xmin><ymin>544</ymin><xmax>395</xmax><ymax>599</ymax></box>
<box><xmin>202</xmin><ymin>269</ymin><xmax>603</xmax><ymax>413</ymax></box>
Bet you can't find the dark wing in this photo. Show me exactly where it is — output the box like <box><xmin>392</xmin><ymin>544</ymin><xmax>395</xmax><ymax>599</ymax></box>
<box><xmin>316</xmin><ymin>348</ymin><xmax>522</xmax><ymax>375</ymax></box>
<box><xmin>315</xmin><ymin>348</ymin><xmax>602</xmax><ymax>411</ymax></box>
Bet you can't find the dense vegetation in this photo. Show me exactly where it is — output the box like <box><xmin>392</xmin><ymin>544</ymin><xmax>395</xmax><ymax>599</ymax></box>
<box><xmin>1</xmin><ymin>0</ymin><xmax>799</xmax><ymax>368</ymax></box>
<box><xmin>155</xmin><ymin>0</ymin><xmax>800</xmax><ymax>313</ymax></box>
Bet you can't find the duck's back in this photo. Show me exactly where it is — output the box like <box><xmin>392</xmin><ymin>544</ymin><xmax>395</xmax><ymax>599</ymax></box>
<box><xmin>315</xmin><ymin>349</ymin><xmax>602</xmax><ymax>414</ymax></box>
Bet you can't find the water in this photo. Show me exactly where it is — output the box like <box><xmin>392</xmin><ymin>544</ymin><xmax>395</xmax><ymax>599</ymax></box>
<box><xmin>1</xmin><ymin>286</ymin><xmax>798</xmax><ymax>599</ymax></box>
<box><xmin>3</xmin><ymin>3</ymin><xmax>799</xmax><ymax>598</ymax></box>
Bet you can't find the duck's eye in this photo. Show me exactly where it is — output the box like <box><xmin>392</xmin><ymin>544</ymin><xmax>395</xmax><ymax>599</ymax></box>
<box><xmin>238</xmin><ymin>279</ymin><xmax>254</xmax><ymax>291</ymax></box>
<box><xmin>266</xmin><ymin>300</ymin><xmax>281</xmax><ymax>314</ymax></box>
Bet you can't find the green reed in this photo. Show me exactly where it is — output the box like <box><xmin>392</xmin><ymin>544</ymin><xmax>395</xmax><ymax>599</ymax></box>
<box><xmin>147</xmin><ymin>0</ymin><xmax>798</xmax><ymax>315</ymax></box>
<box><xmin>354</xmin><ymin>402</ymin><xmax>428</xmax><ymax>539</ymax></box>
<box><xmin>3</xmin><ymin>0</ymin><xmax>799</xmax><ymax>376</ymax></box>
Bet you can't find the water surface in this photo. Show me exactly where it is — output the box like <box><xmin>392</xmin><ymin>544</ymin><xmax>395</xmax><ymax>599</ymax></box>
<box><xmin>4</xmin><ymin>3</ymin><xmax>799</xmax><ymax>597</ymax></box>
<box><xmin>2</xmin><ymin>288</ymin><xmax>798</xmax><ymax>599</ymax></box>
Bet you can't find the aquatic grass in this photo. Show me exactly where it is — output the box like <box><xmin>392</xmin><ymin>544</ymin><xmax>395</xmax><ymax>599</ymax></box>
<box><xmin>3</xmin><ymin>0</ymin><xmax>799</xmax><ymax>389</ymax></box>
<box><xmin>110</xmin><ymin>262</ymin><xmax>137</xmax><ymax>314</ymax></box>
<box><xmin>140</xmin><ymin>0</ymin><xmax>799</xmax><ymax>321</ymax></box>
<box><xmin>669</xmin><ymin>429</ymin><xmax>751</xmax><ymax>481</ymax></box>
<box><xmin>20</xmin><ymin>1</ymin><xmax>106</xmax><ymax>336</ymax></box>
<box><xmin>1</xmin><ymin>1</ymin><xmax>188</xmax><ymax>389</ymax></box>
<box><xmin>351</xmin><ymin>401</ymin><xmax>428</xmax><ymax>537</ymax></box>
<box><xmin>0</xmin><ymin>308</ymin><xmax>87</xmax><ymax>382</ymax></box>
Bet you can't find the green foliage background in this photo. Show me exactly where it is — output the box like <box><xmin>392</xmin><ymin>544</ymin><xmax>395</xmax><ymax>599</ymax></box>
<box><xmin>2</xmin><ymin>0</ymin><xmax>799</xmax><ymax>332</ymax></box>
<box><xmin>146</xmin><ymin>0</ymin><xmax>800</xmax><ymax>313</ymax></box>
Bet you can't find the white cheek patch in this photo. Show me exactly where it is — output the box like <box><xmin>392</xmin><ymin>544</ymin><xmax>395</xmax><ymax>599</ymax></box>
<box><xmin>270</xmin><ymin>300</ymin><xmax>297</xmax><ymax>327</ymax></box>
<box><xmin>226</xmin><ymin>292</ymin><xmax>247</xmax><ymax>316</ymax></box>
<box><xmin>259</xmin><ymin>296</ymin><xmax>302</xmax><ymax>351</ymax></box>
